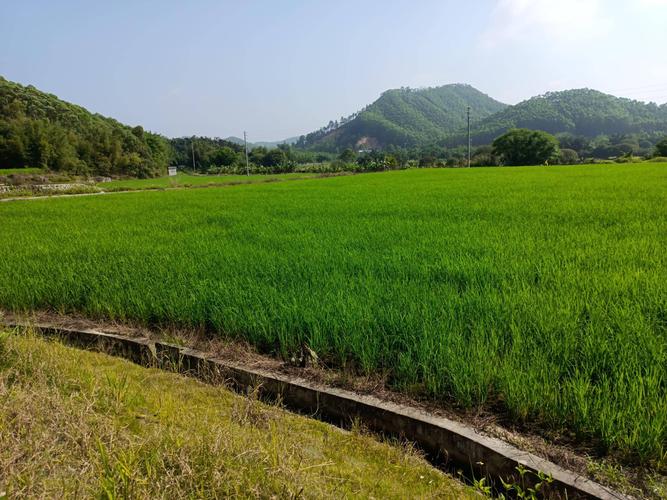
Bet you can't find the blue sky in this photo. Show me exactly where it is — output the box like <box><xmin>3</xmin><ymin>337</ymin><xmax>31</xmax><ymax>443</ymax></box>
<box><xmin>2</xmin><ymin>0</ymin><xmax>667</xmax><ymax>140</ymax></box>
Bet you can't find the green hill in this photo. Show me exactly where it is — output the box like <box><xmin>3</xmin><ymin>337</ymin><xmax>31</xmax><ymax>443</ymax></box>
<box><xmin>301</xmin><ymin>86</ymin><xmax>667</xmax><ymax>152</ymax></box>
<box><xmin>299</xmin><ymin>84</ymin><xmax>507</xmax><ymax>151</ymax></box>
<box><xmin>456</xmin><ymin>88</ymin><xmax>667</xmax><ymax>146</ymax></box>
<box><xmin>0</xmin><ymin>76</ymin><xmax>170</xmax><ymax>177</ymax></box>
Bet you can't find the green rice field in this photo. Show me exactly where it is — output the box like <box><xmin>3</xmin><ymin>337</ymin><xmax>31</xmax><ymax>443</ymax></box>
<box><xmin>1</xmin><ymin>164</ymin><xmax>666</xmax><ymax>464</ymax></box>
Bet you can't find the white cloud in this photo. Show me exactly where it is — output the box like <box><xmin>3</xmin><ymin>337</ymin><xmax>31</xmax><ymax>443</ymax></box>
<box><xmin>481</xmin><ymin>0</ymin><xmax>613</xmax><ymax>48</ymax></box>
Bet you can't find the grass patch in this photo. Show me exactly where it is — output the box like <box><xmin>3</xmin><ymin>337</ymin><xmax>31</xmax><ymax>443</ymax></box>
<box><xmin>0</xmin><ymin>331</ymin><xmax>471</xmax><ymax>498</ymax></box>
<box><xmin>0</xmin><ymin>167</ymin><xmax>43</xmax><ymax>175</ymax></box>
<box><xmin>1</xmin><ymin>163</ymin><xmax>666</xmax><ymax>464</ymax></box>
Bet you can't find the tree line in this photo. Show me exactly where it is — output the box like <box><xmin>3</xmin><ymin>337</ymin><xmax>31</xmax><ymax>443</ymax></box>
<box><xmin>2</xmin><ymin>76</ymin><xmax>666</xmax><ymax>177</ymax></box>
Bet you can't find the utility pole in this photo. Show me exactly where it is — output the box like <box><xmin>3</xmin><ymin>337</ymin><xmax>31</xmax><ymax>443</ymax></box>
<box><xmin>467</xmin><ymin>106</ymin><xmax>471</xmax><ymax>168</ymax></box>
<box><xmin>243</xmin><ymin>131</ymin><xmax>250</xmax><ymax>176</ymax></box>
<box><xmin>191</xmin><ymin>137</ymin><xmax>196</xmax><ymax>173</ymax></box>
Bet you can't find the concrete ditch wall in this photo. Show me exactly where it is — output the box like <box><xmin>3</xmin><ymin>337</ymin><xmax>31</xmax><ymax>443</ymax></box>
<box><xmin>6</xmin><ymin>321</ymin><xmax>627</xmax><ymax>500</ymax></box>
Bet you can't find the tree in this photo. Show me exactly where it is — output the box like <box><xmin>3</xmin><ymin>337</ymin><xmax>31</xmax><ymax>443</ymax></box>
<box><xmin>655</xmin><ymin>137</ymin><xmax>667</xmax><ymax>157</ymax></box>
<box><xmin>209</xmin><ymin>146</ymin><xmax>238</xmax><ymax>167</ymax></box>
<box><xmin>383</xmin><ymin>154</ymin><xmax>398</xmax><ymax>169</ymax></box>
<box><xmin>470</xmin><ymin>145</ymin><xmax>498</xmax><ymax>166</ymax></box>
<box><xmin>338</xmin><ymin>148</ymin><xmax>356</xmax><ymax>163</ymax></box>
<box><xmin>249</xmin><ymin>146</ymin><xmax>267</xmax><ymax>166</ymax></box>
<box><xmin>262</xmin><ymin>148</ymin><xmax>286</xmax><ymax>167</ymax></box>
<box><xmin>556</xmin><ymin>133</ymin><xmax>590</xmax><ymax>156</ymax></box>
<box><xmin>419</xmin><ymin>155</ymin><xmax>435</xmax><ymax>167</ymax></box>
<box><xmin>492</xmin><ymin>129</ymin><xmax>560</xmax><ymax>166</ymax></box>
<box><xmin>131</xmin><ymin>125</ymin><xmax>144</xmax><ymax>139</ymax></box>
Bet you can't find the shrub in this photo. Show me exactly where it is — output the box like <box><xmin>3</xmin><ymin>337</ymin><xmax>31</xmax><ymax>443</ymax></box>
<box><xmin>559</xmin><ymin>149</ymin><xmax>580</xmax><ymax>165</ymax></box>
<box><xmin>654</xmin><ymin>137</ymin><xmax>667</xmax><ymax>157</ymax></box>
<box><xmin>493</xmin><ymin>129</ymin><xmax>560</xmax><ymax>166</ymax></box>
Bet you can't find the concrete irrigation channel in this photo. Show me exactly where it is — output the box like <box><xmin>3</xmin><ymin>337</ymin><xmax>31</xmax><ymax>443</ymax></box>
<box><xmin>5</xmin><ymin>320</ymin><xmax>628</xmax><ymax>499</ymax></box>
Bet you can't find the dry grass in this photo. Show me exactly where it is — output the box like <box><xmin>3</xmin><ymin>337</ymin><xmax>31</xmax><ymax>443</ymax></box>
<box><xmin>0</xmin><ymin>331</ymin><xmax>474</xmax><ymax>498</ymax></box>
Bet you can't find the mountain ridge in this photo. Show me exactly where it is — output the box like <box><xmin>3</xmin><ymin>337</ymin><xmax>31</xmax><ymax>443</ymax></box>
<box><xmin>298</xmin><ymin>84</ymin><xmax>508</xmax><ymax>151</ymax></box>
<box><xmin>454</xmin><ymin>88</ymin><xmax>667</xmax><ymax>146</ymax></box>
<box><xmin>300</xmin><ymin>85</ymin><xmax>667</xmax><ymax>151</ymax></box>
<box><xmin>224</xmin><ymin>135</ymin><xmax>300</xmax><ymax>149</ymax></box>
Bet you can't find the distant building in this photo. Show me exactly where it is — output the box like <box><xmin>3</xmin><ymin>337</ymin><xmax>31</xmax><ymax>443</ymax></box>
<box><xmin>168</xmin><ymin>166</ymin><xmax>177</xmax><ymax>176</ymax></box>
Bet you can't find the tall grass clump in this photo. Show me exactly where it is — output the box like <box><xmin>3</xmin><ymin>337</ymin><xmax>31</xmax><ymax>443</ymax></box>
<box><xmin>0</xmin><ymin>163</ymin><xmax>666</xmax><ymax>465</ymax></box>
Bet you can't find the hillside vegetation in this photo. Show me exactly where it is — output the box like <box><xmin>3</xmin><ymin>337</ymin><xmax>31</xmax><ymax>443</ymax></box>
<box><xmin>0</xmin><ymin>332</ymin><xmax>471</xmax><ymax>498</ymax></box>
<box><xmin>1</xmin><ymin>165</ymin><xmax>665</xmax><ymax>465</ymax></box>
<box><xmin>3</xmin><ymin>77</ymin><xmax>666</xmax><ymax>175</ymax></box>
<box><xmin>0</xmin><ymin>76</ymin><xmax>170</xmax><ymax>177</ymax></box>
<box><xmin>458</xmin><ymin>89</ymin><xmax>667</xmax><ymax>146</ymax></box>
<box><xmin>299</xmin><ymin>84</ymin><xmax>507</xmax><ymax>150</ymax></box>
<box><xmin>299</xmin><ymin>86</ymin><xmax>667</xmax><ymax>154</ymax></box>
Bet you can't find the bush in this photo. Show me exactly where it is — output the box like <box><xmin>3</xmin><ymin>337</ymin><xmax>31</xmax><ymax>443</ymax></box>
<box><xmin>419</xmin><ymin>156</ymin><xmax>435</xmax><ymax>167</ymax></box>
<box><xmin>559</xmin><ymin>149</ymin><xmax>579</xmax><ymax>165</ymax></box>
<box><xmin>654</xmin><ymin>137</ymin><xmax>667</xmax><ymax>157</ymax></box>
<box><xmin>493</xmin><ymin>129</ymin><xmax>560</xmax><ymax>166</ymax></box>
<box><xmin>471</xmin><ymin>153</ymin><xmax>499</xmax><ymax>167</ymax></box>
<box><xmin>614</xmin><ymin>156</ymin><xmax>642</xmax><ymax>164</ymax></box>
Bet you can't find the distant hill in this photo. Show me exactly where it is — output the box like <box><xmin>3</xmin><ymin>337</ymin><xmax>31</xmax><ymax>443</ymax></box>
<box><xmin>0</xmin><ymin>76</ymin><xmax>170</xmax><ymax>176</ymax></box>
<box><xmin>454</xmin><ymin>89</ymin><xmax>667</xmax><ymax>146</ymax></box>
<box><xmin>299</xmin><ymin>86</ymin><xmax>667</xmax><ymax>152</ymax></box>
<box><xmin>299</xmin><ymin>84</ymin><xmax>507</xmax><ymax>151</ymax></box>
<box><xmin>5</xmin><ymin>75</ymin><xmax>667</xmax><ymax>175</ymax></box>
<box><xmin>224</xmin><ymin>135</ymin><xmax>299</xmax><ymax>149</ymax></box>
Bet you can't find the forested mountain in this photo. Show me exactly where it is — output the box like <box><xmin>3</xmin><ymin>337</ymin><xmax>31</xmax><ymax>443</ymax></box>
<box><xmin>0</xmin><ymin>76</ymin><xmax>170</xmax><ymax>176</ymax></box>
<box><xmin>3</xmin><ymin>75</ymin><xmax>667</xmax><ymax>176</ymax></box>
<box><xmin>299</xmin><ymin>86</ymin><xmax>667</xmax><ymax>152</ymax></box>
<box><xmin>298</xmin><ymin>84</ymin><xmax>507</xmax><ymax>151</ymax></box>
<box><xmin>454</xmin><ymin>89</ymin><xmax>667</xmax><ymax>146</ymax></box>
